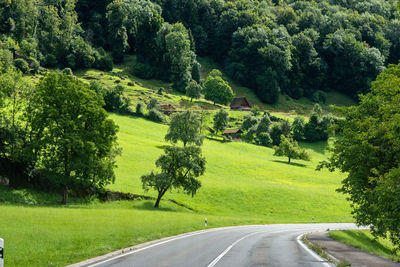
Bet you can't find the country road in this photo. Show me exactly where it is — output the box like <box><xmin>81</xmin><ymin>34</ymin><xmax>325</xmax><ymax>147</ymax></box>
<box><xmin>86</xmin><ymin>223</ymin><xmax>362</xmax><ymax>267</ymax></box>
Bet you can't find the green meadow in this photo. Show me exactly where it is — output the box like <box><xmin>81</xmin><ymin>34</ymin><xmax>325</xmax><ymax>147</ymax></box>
<box><xmin>0</xmin><ymin>113</ymin><xmax>352</xmax><ymax>266</ymax></box>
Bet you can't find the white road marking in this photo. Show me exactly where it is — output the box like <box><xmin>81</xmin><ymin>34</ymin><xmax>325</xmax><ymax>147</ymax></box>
<box><xmin>296</xmin><ymin>234</ymin><xmax>333</xmax><ymax>267</ymax></box>
<box><xmin>207</xmin><ymin>229</ymin><xmax>307</xmax><ymax>267</ymax></box>
<box><xmin>89</xmin><ymin>227</ymin><xmax>226</xmax><ymax>267</ymax></box>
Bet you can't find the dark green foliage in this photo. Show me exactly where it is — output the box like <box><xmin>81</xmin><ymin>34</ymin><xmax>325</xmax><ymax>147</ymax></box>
<box><xmin>62</xmin><ymin>68</ymin><xmax>73</xmax><ymax>76</ymax></box>
<box><xmin>1</xmin><ymin>0</ymin><xmax>399</xmax><ymax>104</ymax></box>
<box><xmin>319</xmin><ymin>63</ymin><xmax>400</xmax><ymax>250</ymax></box>
<box><xmin>142</xmin><ymin>145</ymin><xmax>206</xmax><ymax>208</ymax></box>
<box><xmin>213</xmin><ymin>109</ymin><xmax>229</xmax><ymax>135</ymax></box>
<box><xmin>30</xmin><ymin>58</ymin><xmax>40</xmax><ymax>74</ymax></box>
<box><xmin>191</xmin><ymin>61</ymin><xmax>201</xmax><ymax>83</ymax></box>
<box><xmin>106</xmin><ymin>0</ymin><xmax>129</xmax><ymax>63</ymax></box>
<box><xmin>165</xmin><ymin>111</ymin><xmax>202</xmax><ymax>147</ymax></box>
<box><xmin>102</xmin><ymin>85</ymin><xmax>130</xmax><ymax>113</ymax></box>
<box><xmin>132</xmin><ymin>63</ymin><xmax>155</xmax><ymax>79</ymax></box>
<box><xmin>185</xmin><ymin>80</ymin><xmax>202</xmax><ymax>102</ymax></box>
<box><xmin>241</xmin><ymin>115</ymin><xmax>259</xmax><ymax>132</ymax></box>
<box><xmin>14</xmin><ymin>58</ymin><xmax>29</xmax><ymax>73</ymax></box>
<box><xmin>147</xmin><ymin>98</ymin><xmax>160</xmax><ymax>110</ymax></box>
<box><xmin>292</xmin><ymin>117</ymin><xmax>305</xmax><ymax>141</ymax></box>
<box><xmin>94</xmin><ymin>54</ymin><xmax>114</xmax><ymax>72</ymax></box>
<box><xmin>148</xmin><ymin>108</ymin><xmax>164</xmax><ymax>123</ymax></box>
<box><xmin>270</xmin><ymin>123</ymin><xmax>283</xmax><ymax>146</ymax></box>
<box><xmin>203</xmin><ymin>71</ymin><xmax>234</xmax><ymax>105</ymax></box>
<box><xmin>136</xmin><ymin>102</ymin><xmax>145</xmax><ymax>117</ymax></box>
<box><xmin>312</xmin><ymin>90</ymin><xmax>327</xmax><ymax>104</ymax></box>
<box><xmin>28</xmin><ymin>72</ymin><xmax>120</xmax><ymax>204</ymax></box>
<box><xmin>257</xmin><ymin>132</ymin><xmax>272</xmax><ymax>147</ymax></box>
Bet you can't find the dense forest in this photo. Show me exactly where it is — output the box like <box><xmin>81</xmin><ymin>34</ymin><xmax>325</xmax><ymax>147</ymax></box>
<box><xmin>1</xmin><ymin>0</ymin><xmax>399</xmax><ymax>103</ymax></box>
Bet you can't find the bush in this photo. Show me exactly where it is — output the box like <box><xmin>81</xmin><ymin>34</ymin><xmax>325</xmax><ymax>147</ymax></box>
<box><xmin>132</xmin><ymin>63</ymin><xmax>155</xmax><ymax>79</ymax></box>
<box><xmin>95</xmin><ymin>54</ymin><xmax>113</xmax><ymax>72</ymax></box>
<box><xmin>147</xmin><ymin>98</ymin><xmax>160</xmax><ymax>110</ymax></box>
<box><xmin>62</xmin><ymin>68</ymin><xmax>73</xmax><ymax>76</ymax></box>
<box><xmin>136</xmin><ymin>102</ymin><xmax>145</xmax><ymax>116</ymax></box>
<box><xmin>30</xmin><ymin>58</ymin><xmax>40</xmax><ymax>74</ymax></box>
<box><xmin>257</xmin><ymin>132</ymin><xmax>272</xmax><ymax>147</ymax></box>
<box><xmin>312</xmin><ymin>90</ymin><xmax>327</xmax><ymax>104</ymax></box>
<box><xmin>43</xmin><ymin>54</ymin><xmax>57</xmax><ymax>67</ymax></box>
<box><xmin>14</xmin><ymin>58</ymin><xmax>29</xmax><ymax>73</ymax></box>
<box><xmin>148</xmin><ymin>108</ymin><xmax>164</xmax><ymax>123</ymax></box>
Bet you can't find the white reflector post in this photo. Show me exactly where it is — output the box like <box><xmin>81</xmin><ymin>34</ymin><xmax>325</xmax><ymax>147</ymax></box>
<box><xmin>0</xmin><ymin>238</ymin><xmax>3</xmax><ymax>267</ymax></box>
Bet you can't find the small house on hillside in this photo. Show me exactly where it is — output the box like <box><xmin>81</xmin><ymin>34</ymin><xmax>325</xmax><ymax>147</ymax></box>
<box><xmin>223</xmin><ymin>129</ymin><xmax>243</xmax><ymax>140</ymax></box>
<box><xmin>230</xmin><ymin>97</ymin><xmax>252</xmax><ymax>111</ymax></box>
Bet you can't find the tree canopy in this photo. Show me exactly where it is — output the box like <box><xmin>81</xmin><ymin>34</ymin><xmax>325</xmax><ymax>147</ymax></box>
<box><xmin>319</xmin><ymin>63</ymin><xmax>400</xmax><ymax>250</ymax></box>
<box><xmin>274</xmin><ymin>135</ymin><xmax>310</xmax><ymax>163</ymax></box>
<box><xmin>29</xmin><ymin>72</ymin><xmax>120</xmax><ymax>204</ymax></box>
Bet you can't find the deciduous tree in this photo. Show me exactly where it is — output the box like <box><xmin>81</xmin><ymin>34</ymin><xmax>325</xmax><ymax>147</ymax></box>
<box><xmin>274</xmin><ymin>135</ymin><xmax>310</xmax><ymax>163</ymax></box>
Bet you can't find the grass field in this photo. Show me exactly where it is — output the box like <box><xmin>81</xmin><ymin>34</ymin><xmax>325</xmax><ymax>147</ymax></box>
<box><xmin>1</xmin><ymin>56</ymin><xmax>356</xmax><ymax>266</ymax></box>
<box><xmin>110</xmin><ymin>114</ymin><xmax>351</xmax><ymax>220</ymax></box>
<box><xmin>329</xmin><ymin>230</ymin><xmax>400</xmax><ymax>262</ymax></box>
<box><xmin>0</xmin><ymin>113</ymin><xmax>353</xmax><ymax>266</ymax></box>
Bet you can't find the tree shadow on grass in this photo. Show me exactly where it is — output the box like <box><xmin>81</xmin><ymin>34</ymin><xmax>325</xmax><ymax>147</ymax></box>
<box><xmin>132</xmin><ymin>200</ymin><xmax>182</xmax><ymax>212</ymax></box>
<box><xmin>299</xmin><ymin>141</ymin><xmax>330</xmax><ymax>155</ymax></box>
<box><xmin>156</xmin><ymin>145</ymin><xmax>168</xmax><ymax>150</ymax></box>
<box><xmin>272</xmin><ymin>160</ymin><xmax>307</xmax><ymax>168</ymax></box>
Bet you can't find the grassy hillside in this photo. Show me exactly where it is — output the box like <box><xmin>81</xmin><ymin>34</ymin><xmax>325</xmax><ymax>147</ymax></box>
<box><xmin>0</xmin><ymin>113</ymin><xmax>353</xmax><ymax>266</ymax></box>
<box><xmin>110</xmin><ymin>114</ymin><xmax>351</xmax><ymax>221</ymax></box>
<box><xmin>72</xmin><ymin>55</ymin><xmax>355</xmax><ymax>119</ymax></box>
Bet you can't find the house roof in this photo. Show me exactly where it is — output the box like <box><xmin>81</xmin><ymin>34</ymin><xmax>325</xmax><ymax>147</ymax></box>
<box><xmin>223</xmin><ymin>128</ymin><xmax>243</xmax><ymax>134</ymax></box>
<box><xmin>230</xmin><ymin>97</ymin><xmax>251</xmax><ymax>108</ymax></box>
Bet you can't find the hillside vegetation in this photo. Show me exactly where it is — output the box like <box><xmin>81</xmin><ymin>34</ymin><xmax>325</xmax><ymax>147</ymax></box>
<box><xmin>1</xmin><ymin>0</ymin><xmax>399</xmax><ymax>105</ymax></box>
<box><xmin>0</xmin><ymin>113</ymin><xmax>352</xmax><ymax>266</ymax></box>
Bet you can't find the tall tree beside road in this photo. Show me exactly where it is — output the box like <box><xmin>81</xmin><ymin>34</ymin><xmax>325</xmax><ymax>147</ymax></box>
<box><xmin>318</xmin><ymin>63</ymin><xmax>400</xmax><ymax>250</ymax></box>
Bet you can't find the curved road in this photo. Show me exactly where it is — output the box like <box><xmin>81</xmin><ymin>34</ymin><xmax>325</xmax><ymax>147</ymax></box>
<box><xmin>88</xmin><ymin>223</ymin><xmax>362</xmax><ymax>267</ymax></box>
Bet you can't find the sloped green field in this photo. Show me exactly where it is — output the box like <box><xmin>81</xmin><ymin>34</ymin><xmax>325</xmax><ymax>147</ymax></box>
<box><xmin>0</xmin><ymin>113</ymin><xmax>352</xmax><ymax>266</ymax></box>
<box><xmin>110</xmin><ymin>114</ymin><xmax>351</xmax><ymax>222</ymax></box>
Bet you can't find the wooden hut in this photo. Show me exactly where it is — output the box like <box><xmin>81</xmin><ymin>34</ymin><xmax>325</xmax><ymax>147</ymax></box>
<box><xmin>230</xmin><ymin>97</ymin><xmax>252</xmax><ymax>111</ymax></box>
<box><xmin>223</xmin><ymin>129</ymin><xmax>243</xmax><ymax>140</ymax></box>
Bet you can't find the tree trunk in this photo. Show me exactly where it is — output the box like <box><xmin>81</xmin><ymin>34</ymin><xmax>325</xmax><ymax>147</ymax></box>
<box><xmin>62</xmin><ymin>185</ymin><xmax>69</xmax><ymax>205</ymax></box>
<box><xmin>154</xmin><ymin>190</ymin><xmax>166</xmax><ymax>208</ymax></box>
<box><xmin>288</xmin><ymin>157</ymin><xmax>291</xmax><ymax>163</ymax></box>
<box><xmin>191</xmin><ymin>97</ymin><xmax>193</xmax><ymax>102</ymax></box>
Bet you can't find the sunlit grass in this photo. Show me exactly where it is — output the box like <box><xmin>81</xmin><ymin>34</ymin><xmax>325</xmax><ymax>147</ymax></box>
<box><xmin>329</xmin><ymin>230</ymin><xmax>400</xmax><ymax>262</ymax></box>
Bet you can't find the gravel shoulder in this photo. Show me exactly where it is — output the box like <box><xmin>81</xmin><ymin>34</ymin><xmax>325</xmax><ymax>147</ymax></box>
<box><xmin>306</xmin><ymin>232</ymin><xmax>400</xmax><ymax>267</ymax></box>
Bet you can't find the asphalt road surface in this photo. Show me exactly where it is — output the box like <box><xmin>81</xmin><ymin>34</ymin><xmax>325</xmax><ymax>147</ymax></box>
<box><xmin>90</xmin><ymin>223</ymin><xmax>361</xmax><ymax>267</ymax></box>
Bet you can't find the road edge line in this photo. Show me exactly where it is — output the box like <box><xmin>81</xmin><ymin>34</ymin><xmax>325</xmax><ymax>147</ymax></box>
<box><xmin>296</xmin><ymin>234</ymin><xmax>333</xmax><ymax>267</ymax></box>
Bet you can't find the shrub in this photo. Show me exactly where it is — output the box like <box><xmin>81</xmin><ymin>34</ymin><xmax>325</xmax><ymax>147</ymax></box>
<box><xmin>95</xmin><ymin>54</ymin><xmax>113</xmax><ymax>72</ymax></box>
<box><xmin>312</xmin><ymin>90</ymin><xmax>327</xmax><ymax>104</ymax></box>
<box><xmin>14</xmin><ymin>58</ymin><xmax>29</xmax><ymax>73</ymax></box>
<box><xmin>136</xmin><ymin>102</ymin><xmax>145</xmax><ymax>116</ymax></box>
<box><xmin>30</xmin><ymin>58</ymin><xmax>40</xmax><ymax>74</ymax></box>
<box><xmin>62</xmin><ymin>68</ymin><xmax>73</xmax><ymax>76</ymax></box>
<box><xmin>147</xmin><ymin>98</ymin><xmax>160</xmax><ymax>110</ymax></box>
<box><xmin>257</xmin><ymin>132</ymin><xmax>272</xmax><ymax>147</ymax></box>
<box><xmin>148</xmin><ymin>108</ymin><xmax>164</xmax><ymax>123</ymax></box>
<box><xmin>43</xmin><ymin>54</ymin><xmax>57</xmax><ymax>67</ymax></box>
<box><xmin>132</xmin><ymin>63</ymin><xmax>154</xmax><ymax>79</ymax></box>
